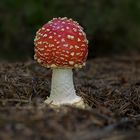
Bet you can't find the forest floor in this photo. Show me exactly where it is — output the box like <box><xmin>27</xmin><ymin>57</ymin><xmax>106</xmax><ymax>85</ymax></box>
<box><xmin>0</xmin><ymin>56</ymin><xmax>140</xmax><ymax>140</ymax></box>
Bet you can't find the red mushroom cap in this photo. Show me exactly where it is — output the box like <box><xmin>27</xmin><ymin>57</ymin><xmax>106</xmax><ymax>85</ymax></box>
<box><xmin>34</xmin><ymin>17</ymin><xmax>88</xmax><ymax>68</ymax></box>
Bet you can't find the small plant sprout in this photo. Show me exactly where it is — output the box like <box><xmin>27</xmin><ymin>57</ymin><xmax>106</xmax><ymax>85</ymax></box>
<box><xmin>34</xmin><ymin>17</ymin><xmax>88</xmax><ymax>107</ymax></box>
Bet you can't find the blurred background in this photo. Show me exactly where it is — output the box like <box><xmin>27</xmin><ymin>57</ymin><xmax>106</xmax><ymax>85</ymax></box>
<box><xmin>0</xmin><ymin>0</ymin><xmax>140</xmax><ymax>60</ymax></box>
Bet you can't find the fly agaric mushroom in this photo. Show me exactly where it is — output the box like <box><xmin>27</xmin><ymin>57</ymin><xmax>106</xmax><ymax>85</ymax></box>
<box><xmin>34</xmin><ymin>17</ymin><xmax>88</xmax><ymax>107</ymax></box>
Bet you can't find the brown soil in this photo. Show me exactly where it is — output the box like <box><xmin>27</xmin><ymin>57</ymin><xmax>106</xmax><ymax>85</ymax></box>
<box><xmin>0</xmin><ymin>56</ymin><xmax>140</xmax><ymax>140</ymax></box>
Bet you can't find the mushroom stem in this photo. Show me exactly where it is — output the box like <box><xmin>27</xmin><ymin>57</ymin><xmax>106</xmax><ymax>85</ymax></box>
<box><xmin>45</xmin><ymin>68</ymin><xmax>81</xmax><ymax>105</ymax></box>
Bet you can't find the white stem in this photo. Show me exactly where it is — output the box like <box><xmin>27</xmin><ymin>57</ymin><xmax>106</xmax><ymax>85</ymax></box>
<box><xmin>45</xmin><ymin>68</ymin><xmax>81</xmax><ymax>105</ymax></box>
